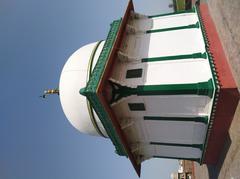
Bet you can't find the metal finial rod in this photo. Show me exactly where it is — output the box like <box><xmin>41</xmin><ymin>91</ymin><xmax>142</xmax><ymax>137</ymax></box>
<box><xmin>40</xmin><ymin>88</ymin><xmax>59</xmax><ymax>98</ymax></box>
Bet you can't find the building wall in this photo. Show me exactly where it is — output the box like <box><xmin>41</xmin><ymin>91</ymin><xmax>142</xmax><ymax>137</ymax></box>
<box><xmin>110</xmin><ymin>9</ymin><xmax>215</xmax><ymax>161</ymax></box>
<box><xmin>151</xmin><ymin>13</ymin><xmax>198</xmax><ymax>29</ymax></box>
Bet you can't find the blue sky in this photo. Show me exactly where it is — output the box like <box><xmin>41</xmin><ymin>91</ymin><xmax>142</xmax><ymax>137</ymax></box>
<box><xmin>0</xmin><ymin>0</ymin><xmax>178</xmax><ymax>178</ymax></box>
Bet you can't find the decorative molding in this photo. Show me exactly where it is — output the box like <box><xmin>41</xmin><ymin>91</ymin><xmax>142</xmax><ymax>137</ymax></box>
<box><xmin>86</xmin><ymin>40</ymin><xmax>107</xmax><ymax>138</ymax></box>
<box><xmin>117</xmin><ymin>51</ymin><xmax>139</xmax><ymax>63</ymax></box>
<box><xmin>83</xmin><ymin>1</ymin><xmax>142</xmax><ymax>176</ymax></box>
<box><xmin>120</xmin><ymin>117</ymin><xmax>134</xmax><ymax>130</ymax></box>
<box><xmin>195</xmin><ymin>5</ymin><xmax>220</xmax><ymax>164</ymax></box>
<box><xmin>130</xmin><ymin>11</ymin><xmax>148</xmax><ymax>19</ymax></box>
<box><xmin>80</xmin><ymin>20</ymin><xmax>127</xmax><ymax>156</ymax></box>
<box><xmin>130</xmin><ymin>142</ymin><xmax>141</xmax><ymax>153</ymax></box>
<box><xmin>126</xmin><ymin>24</ymin><xmax>145</xmax><ymax>34</ymax></box>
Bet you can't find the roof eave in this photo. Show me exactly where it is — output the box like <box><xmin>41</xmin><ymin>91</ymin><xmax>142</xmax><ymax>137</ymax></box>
<box><xmin>97</xmin><ymin>0</ymin><xmax>141</xmax><ymax>176</ymax></box>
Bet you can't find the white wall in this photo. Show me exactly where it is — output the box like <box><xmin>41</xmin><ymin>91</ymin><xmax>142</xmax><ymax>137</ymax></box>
<box><xmin>143</xmin><ymin>120</ymin><xmax>207</xmax><ymax>144</ymax></box>
<box><xmin>144</xmin><ymin>59</ymin><xmax>212</xmax><ymax>85</ymax></box>
<box><xmin>139</xmin><ymin>144</ymin><xmax>202</xmax><ymax>159</ymax></box>
<box><xmin>112</xmin><ymin>94</ymin><xmax>211</xmax><ymax>117</ymax></box>
<box><xmin>151</xmin><ymin>13</ymin><xmax>198</xmax><ymax>30</ymax></box>
<box><xmin>109</xmin><ymin>10</ymin><xmax>215</xmax><ymax>161</ymax></box>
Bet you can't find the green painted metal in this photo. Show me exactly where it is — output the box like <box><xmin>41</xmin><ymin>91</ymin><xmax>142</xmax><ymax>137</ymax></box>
<box><xmin>109</xmin><ymin>80</ymin><xmax>138</xmax><ymax>104</ymax></box>
<box><xmin>196</xmin><ymin>6</ymin><xmax>218</xmax><ymax>88</ymax></box>
<box><xmin>153</xmin><ymin>155</ymin><xmax>200</xmax><ymax>163</ymax></box>
<box><xmin>144</xmin><ymin>116</ymin><xmax>208</xmax><ymax>124</ymax></box>
<box><xmin>109</xmin><ymin>79</ymin><xmax>214</xmax><ymax>104</ymax></box>
<box><xmin>86</xmin><ymin>40</ymin><xmax>106</xmax><ymax>138</ymax></box>
<box><xmin>137</xmin><ymin>79</ymin><xmax>214</xmax><ymax>98</ymax></box>
<box><xmin>150</xmin><ymin>141</ymin><xmax>203</xmax><ymax>150</ymax></box>
<box><xmin>148</xmin><ymin>7</ymin><xmax>195</xmax><ymax>18</ymax></box>
<box><xmin>80</xmin><ymin>19</ymin><xmax>127</xmax><ymax>156</ymax></box>
<box><xmin>141</xmin><ymin>52</ymin><xmax>207</xmax><ymax>62</ymax></box>
<box><xmin>146</xmin><ymin>22</ymin><xmax>199</xmax><ymax>34</ymax></box>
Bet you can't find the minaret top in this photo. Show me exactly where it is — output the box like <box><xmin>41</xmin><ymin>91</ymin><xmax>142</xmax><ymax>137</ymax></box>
<box><xmin>40</xmin><ymin>89</ymin><xmax>59</xmax><ymax>98</ymax></box>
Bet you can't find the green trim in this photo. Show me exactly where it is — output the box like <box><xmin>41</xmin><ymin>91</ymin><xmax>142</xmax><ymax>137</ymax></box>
<box><xmin>80</xmin><ymin>20</ymin><xmax>127</xmax><ymax>156</ymax></box>
<box><xmin>142</xmin><ymin>52</ymin><xmax>207</xmax><ymax>62</ymax></box>
<box><xmin>146</xmin><ymin>22</ymin><xmax>199</xmax><ymax>33</ymax></box>
<box><xmin>86</xmin><ymin>40</ymin><xmax>106</xmax><ymax>138</ymax></box>
<box><xmin>79</xmin><ymin>88</ymin><xmax>86</xmax><ymax>95</ymax></box>
<box><xmin>173</xmin><ymin>0</ymin><xmax>177</xmax><ymax>12</ymax></box>
<box><xmin>144</xmin><ymin>116</ymin><xmax>208</xmax><ymax>124</ymax></box>
<box><xmin>153</xmin><ymin>155</ymin><xmax>200</xmax><ymax>163</ymax></box>
<box><xmin>196</xmin><ymin>6</ymin><xmax>218</xmax><ymax>88</ymax></box>
<box><xmin>109</xmin><ymin>79</ymin><xmax>214</xmax><ymax>104</ymax></box>
<box><xmin>87</xmin><ymin>101</ymin><xmax>106</xmax><ymax>137</ymax></box>
<box><xmin>148</xmin><ymin>8</ymin><xmax>195</xmax><ymax>18</ymax></box>
<box><xmin>87</xmin><ymin>40</ymin><xmax>103</xmax><ymax>81</ymax></box>
<box><xmin>150</xmin><ymin>142</ymin><xmax>203</xmax><ymax>150</ymax></box>
<box><xmin>137</xmin><ymin>79</ymin><xmax>214</xmax><ymax>98</ymax></box>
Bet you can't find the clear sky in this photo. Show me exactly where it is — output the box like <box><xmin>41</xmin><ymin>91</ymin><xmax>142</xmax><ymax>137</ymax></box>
<box><xmin>0</xmin><ymin>0</ymin><xmax>179</xmax><ymax>178</ymax></box>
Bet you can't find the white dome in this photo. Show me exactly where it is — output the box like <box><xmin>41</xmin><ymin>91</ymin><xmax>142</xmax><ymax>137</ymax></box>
<box><xmin>59</xmin><ymin>41</ymin><xmax>108</xmax><ymax>137</ymax></box>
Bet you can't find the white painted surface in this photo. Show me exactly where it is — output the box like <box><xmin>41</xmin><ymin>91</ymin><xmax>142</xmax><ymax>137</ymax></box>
<box><xmin>109</xmin><ymin>10</ymin><xmax>216</xmax><ymax>161</ymax></box>
<box><xmin>151</xmin><ymin>13</ymin><xmax>198</xmax><ymax>30</ymax></box>
<box><xmin>154</xmin><ymin>145</ymin><xmax>202</xmax><ymax>159</ymax></box>
<box><xmin>112</xmin><ymin>18</ymin><xmax>211</xmax><ymax>87</ymax></box>
<box><xmin>144</xmin><ymin>60</ymin><xmax>212</xmax><ymax>85</ymax></box>
<box><xmin>143</xmin><ymin>95</ymin><xmax>211</xmax><ymax>117</ymax></box>
<box><xmin>57</xmin><ymin>8</ymin><xmax>216</xmax><ymax>162</ymax></box>
<box><xmin>59</xmin><ymin>41</ymin><xmax>107</xmax><ymax>137</ymax></box>
<box><xmin>147</xmin><ymin>29</ymin><xmax>206</xmax><ymax>57</ymax></box>
<box><xmin>144</xmin><ymin>120</ymin><xmax>207</xmax><ymax>144</ymax></box>
<box><xmin>139</xmin><ymin>144</ymin><xmax>202</xmax><ymax>159</ymax></box>
<box><xmin>113</xmin><ymin>94</ymin><xmax>211</xmax><ymax>117</ymax></box>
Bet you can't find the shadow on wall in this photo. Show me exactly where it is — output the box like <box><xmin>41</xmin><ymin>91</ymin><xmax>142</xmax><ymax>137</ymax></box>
<box><xmin>207</xmin><ymin>133</ymin><xmax>231</xmax><ymax>179</ymax></box>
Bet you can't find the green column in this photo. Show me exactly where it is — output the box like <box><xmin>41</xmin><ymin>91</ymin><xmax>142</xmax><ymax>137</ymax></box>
<box><xmin>141</xmin><ymin>52</ymin><xmax>207</xmax><ymax>62</ymax></box>
<box><xmin>137</xmin><ymin>79</ymin><xmax>214</xmax><ymax>98</ymax></box>
<box><xmin>109</xmin><ymin>79</ymin><xmax>214</xmax><ymax>104</ymax></box>
<box><xmin>153</xmin><ymin>156</ymin><xmax>200</xmax><ymax>163</ymax></box>
<box><xmin>150</xmin><ymin>142</ymin><xmax>203</xmax><ymax>150</ymax></box>
<box><xmin>146</xmin><ymin>22</ymin><xmax>199</xmax><ymax>33</ymax></box>
<box><xmin>144</xmin><ymin>116</ymin><xmax>208</xmax><ymax>124</ymax></box>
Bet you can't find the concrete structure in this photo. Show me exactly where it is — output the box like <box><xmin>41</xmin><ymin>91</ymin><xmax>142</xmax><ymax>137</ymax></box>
<box><xmin>171</xmin><ymin>160</ymin><xmax>195</xmax><ymax>179</ymax></box>
<box><xmin>58</xmin><ymin>1</ymin><xmax>239</xmax><ymax>176</ymax></box>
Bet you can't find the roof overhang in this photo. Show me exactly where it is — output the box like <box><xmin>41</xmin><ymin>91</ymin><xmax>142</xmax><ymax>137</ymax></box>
<box><xmin>197</xmin><ymin>3</ymin><xmax>240</xmax><ymax>164</ymax></box>
<box><xmin>80</xmin><ymin>0</ymin><xmax>141</xmax><ymax>176</ymax></box>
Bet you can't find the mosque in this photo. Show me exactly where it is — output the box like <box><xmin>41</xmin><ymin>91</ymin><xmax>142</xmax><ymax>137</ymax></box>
<box><xmin>50</xmin><ymin>0</ymin><xmax>239</xmax><ymax>176</ymax></box>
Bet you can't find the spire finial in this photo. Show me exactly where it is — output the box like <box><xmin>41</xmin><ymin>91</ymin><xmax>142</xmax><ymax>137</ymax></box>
<box><xmin>40</xmin><ymin>88</ymin><xmax>59</xmax><ymax>98</ymax></box>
